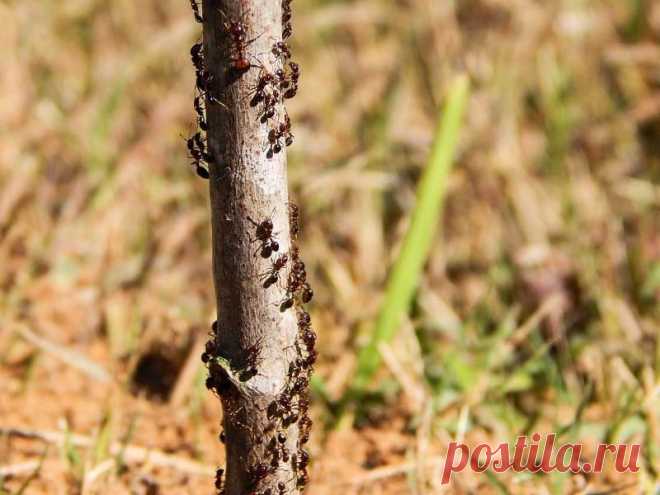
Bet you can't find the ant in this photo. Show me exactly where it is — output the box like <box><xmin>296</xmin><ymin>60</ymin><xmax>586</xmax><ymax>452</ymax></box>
<box><xmin>282</xmin><ymin>0</ymin><xmax>293</xmax><ymax>39</ymax></box>
<box><xmin>298</xmin><ymin>449</ymin><xmax>310</xmax><ymax>469</ymax></box>
<box><xmin>296</xmin><ymin>470</ymin><xmax>309</xmax><ymax>488</ymax></box>
<box><xmin>275</xmin><ymin>68</ymin><xmax>289</xmax><ymax>90</ymax></box>
<box><xmin>261</xmin><ymin>253</ymin><xmax>288</xmax><ymax>289</ymax></box>
<box><xmin>280</xmin><ymin>295</ymin><xmax>294</xmax><ymax>312</ymax></box>
<box><xmin>190</xmin><ymin>43</ymin><xmax>220</xmax><ymax>102</ymax></box>
<box><xmin>286</xmin><ymin>258</ymin><xmax>306</xmax><ymax>295</ymax></box>
<box><xmin>266</xmin><ymin>117</ymin><xmax>293</xmax><ymax>157</ymax></box>
<box><xmin>291</xmin><ymin>375</ymin><xmax>309</xmax><ymax>395</ymax></box>
<box><xmin>283</xmin><ymin>62</ymin><xmax>300</xmax><ymax>99</ymax></box>
<box><xmin>272</xmin><ymin>41</ymin><xmax>291</xmax><ymax>61</ymax></box>
<box><xmin>259</xmin><ymin>92</ymin><xmax>279</xmax><ymax>123</ymax></box>
<box><xmin>190</xmin><ymin>0</ymin><xmax>203</xmax><ymax>23</ymax></box>
<box><xmin>215</xmin><ymin>468</ymin><xmax>224</xmax><ymax>490</ymax></box>
<box><xmin>247</xmin><ymin>216</ymin><xmax>279</xmax><ymax>258</ymax></box>
<box><xmin>225</xmin><ymin>20</ymin><xmax>251</xmax><ymax>74</ymax></box>
<box><xmin>190</xmin><ymin>42</ymin><xmax>204</xmax><ymax>71</ymax></box>
<box><xmin>219</xmin><ymin>12</ymin><xmax>262</xmax><ymax>79</ymax></box>
<box><xmin>301</xmin><ymin>349</ymin><xmax>317</xmax><ymax>369</ymax></box>
<box><xmin>300</xmin><ymin>328</ymin><xmax>316</xmax><ymax>352</ymax></box>
<box><xmin>193</xmin><ymin>95</ymin><xmax>208</xmax><ymax>131</ymax></box>
<box><xmin>297</xmin><ymin>310</ymin><xmax>310</xmax><ymax>329</ymax></box>
<box><xmin>186</xmin><ymin>132</ymin><xmax>211</xmax><ymax>179</ymax></box>
<box><xmin>301</xmin><ymin>283</ymin><xmax>313</xmax><ymax>303</ymax></box>
<box><xmin>288</xmin><ymin>203</ymin><xmax>300</xmax><ymax>238</ymax></box>
<box><xmin>236</xmin><ymin>339</ymin><xmax>263</xmax><ymax>380</ymax></box>
<box><xmin>299</xmin><ymin>418</ymin><xmax>311</xmax><ymax>445</ymax></box>
<box><xmin>267</xmin><ymin>128</ymin><xmax>283</xmax><ymax>157</ymax></box>
<box><xmin>190</xmin><ymin>131</ymin><xmax>213</xmax><ymax>165</ymax></box>
<box><xmin>299</xmin><ymin>414</ymin><xmax>312</xmax><ymax>431</ymax></box>
<box><xmin>249</xmin><ymin>70</ymin><xmax>276</xmax><ymax>107</ymax></box>
<box><xmin>282</xmin><ymin>115</ymin><xmax>294</xmax><ymax>147</ymax></box>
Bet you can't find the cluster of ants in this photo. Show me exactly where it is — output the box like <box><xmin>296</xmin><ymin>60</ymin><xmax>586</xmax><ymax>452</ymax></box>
<box><xmin>186</xmin><ymin>1</ymin><xmax>257</xmax><ymax>179</ymax></box>
<box><xmin>186</xmin><ymin>0</ymin><xmax>214</xmax><ymax>179</ymax></box>
<box><xmin>251</xmin><ymin>47</ymin><xmax>300</xmax><ymax>158</ymax></box>
<box><xmin>202</xmin><ymin>202</ymin><xmax>316</xmax><ymax>494</ymax></box>
<box><xmin>190</xmin><ymin>0</ymin><xmax>312</xmax><ymax>492</ymax></box>
<box><xmin>186</xmin><ymin>0</ymin><xmax>301</xmax><ymax>180</ymax></box>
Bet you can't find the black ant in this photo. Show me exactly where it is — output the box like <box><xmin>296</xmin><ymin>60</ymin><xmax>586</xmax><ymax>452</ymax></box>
<box><xmin>280</xmin><ymin>295</ymin><xmax>294</xmax><ymax>312</ymax></box>
<box><xmin>291</xmin><ymin>375</ymin><xmax>309</xmax><ymax>395</ymax></box>
<box><xmin>282</xmin><ymin>114</ymin><xmax>294</xmax><ymax>147</ymax></box>
<box><xmin>236</xmin><ymin>340</ymin><xmax>263</xmax><ymax>380</ymax></box>
<box><xmin>300</xmin><ymin>328</ymin><xmax>316</xmax><ymax>352</ymax></box>
<box><xmin>287</xmin><ymin>258</ymin><xmax>306</xmax><ymax>294</ymax></box>
<box><xmin>298</xmin><ymin>449</ymin><xmax>310</xmax><ymax>469</ymax></box>
<box><xmin>190</xmin><ymin>0</ymin><xmax>203</xmax><ymax>23</ymax></box>
<box><xmin>247</xmin><ymin>216</ymin><xmax>279</xmax><ymax>258</ymax></box>
<box><xmin>214</xmin><ymin>468</ymin><xmax>224</xmax><ymax>490</ymax></box>
<box><xmin>261</xmin><ymin>253</ymin><xmax>288</xmax><ymax>288</ymax></box>
<box><xmin>282</xmin><ymin>0</ymin><xmax>293</xmax><ymax>39</ymax></box>
<box><xmin>299</xmin><ymin>414</ymin><xmax>312</xmax><ymax>431</ymax></box>
<box><xmin>193</xmin><ymin>95</ymin><xmax>208</xmax><ymax>131</ymax></box>
<box><xmin>296</xmin><ymin>470</ymin><xmax>309</xmax><ymax>488</ymax></box>
<box><xmin>301</xmin><ymin>283</ymin><xmax>313</xmax><ymax>303</ymax></box>
<box><xmin>267</xmin><ymin>128</ymin><xmax>283</xmax><ymax>158</ymax></box>
<box><xmin>288</xmin><ymin>203</ymin><xmax>300</xmax><ymax>238</ymax></box>
<box><xmin>283</xmin><ymin>62</ymin><xmax>300</xmax><ymax>99</ymax></box>
<box><xmin>299</xmin><ymin>417</ymin><xmax>311</xmax><ymax>445</ymax></box>
<box><xmin>297</xmin><ymin>310</ymin><xmax>310</xmax><ymax>329</ymax></box>
<box><xmin>266</xmin><ymin>117</ymin><xmax>293</xmax><ymax>157</ymax></box>
<box><xmin>190</xmin><ymin>131</ymin><xmax>213</xmax><ymax>163</ymax></box>
<box><xmin>272</xmin><ymin>41</ymin><xmax>291</xmax><ymax>61</ymax></box>
<box><xmin>190</xmin><ymin>42</ymin><xmax>204</xmax><ymax>71</ymax></box>
<box><xmin>249</xmin><ymin>70</ymin><xmax>276</xmax><ymax>107</ymax></box>
<box><xmin>301</xmin><ymin>349</ymin><xmax>317</xmax><ymax>369</ymax></box>
<box><xmin>259</xmin><ymin>91</ymin><xmax>279</xmax><ymax>123</ymax></box>
<box><xmin>186</xmin><ymin>132</ymin><xmax>211</xmax><ymax>179</ymax></box>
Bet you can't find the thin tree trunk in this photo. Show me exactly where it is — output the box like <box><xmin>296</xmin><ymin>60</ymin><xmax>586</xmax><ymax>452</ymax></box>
<box><xmin>195</xmin><ymin>0</ymin><xmax>311</xmax><ymax>494</ymax></box>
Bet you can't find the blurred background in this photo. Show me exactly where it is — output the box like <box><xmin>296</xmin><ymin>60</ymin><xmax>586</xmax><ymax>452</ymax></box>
<box><xmin>1</xmin><ymin>0</ymin><xmax>659</xmax><ymax>493</ymax></box>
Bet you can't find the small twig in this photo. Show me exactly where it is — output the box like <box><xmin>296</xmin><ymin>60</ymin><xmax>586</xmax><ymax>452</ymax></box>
<box><xmin>14</xmin><ymin>326</ymin><xmax>111</xmax><ymax>383</ymax></box>
<box><xmin>342</xmin><ymin>456</ymin><xmax>446</xmax><ymax>486</ymax></box>
<box><xmin>378</xmin><ymin>341</ymin><xmax>426</xmax><ymax>409</ymax></box>
<box><xmin>0</xmin><ymin>427</ymin><xmax>214</xmax><ymax>477</ymax></box>
<box><xmin>0</xmin><ymin>461</ymin><xmax>40</xmax><ymax>478</ymax></box>
<box><xmin>81</xmin><ymin>459</ymin><xmax>115</xmax><ymax>494</ymax></box>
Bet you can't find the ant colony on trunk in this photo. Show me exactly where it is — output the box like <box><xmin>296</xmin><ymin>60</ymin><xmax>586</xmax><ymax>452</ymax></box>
<box><xmin>188</xmin><ymin>1</ymin><xmax>315</xmax><ymax>493</ymax></box>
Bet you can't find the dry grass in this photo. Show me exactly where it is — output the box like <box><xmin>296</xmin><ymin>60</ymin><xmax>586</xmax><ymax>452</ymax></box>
<box><xmin>0</xmin><ymin>0</ymin><xmax>659</xmax><ymax>493</ymax></box>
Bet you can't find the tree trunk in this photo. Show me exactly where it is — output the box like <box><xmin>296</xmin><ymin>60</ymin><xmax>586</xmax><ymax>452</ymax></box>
<box><xmin>195</xmin><ymin>0</ymin><xmax>312</xmax><ymax>494</ymax></box>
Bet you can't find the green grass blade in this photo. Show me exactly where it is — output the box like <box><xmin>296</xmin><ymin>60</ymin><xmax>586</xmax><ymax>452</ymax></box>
<box><xmin>352</xmin><ymin>75</ymin><xmax>470</xmax><ymax>392</ymax></box>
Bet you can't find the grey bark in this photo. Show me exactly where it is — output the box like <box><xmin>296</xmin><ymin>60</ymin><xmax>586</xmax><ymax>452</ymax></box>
<box><xmin>201</xmin><ymin>0</ymin><xmax>299</xmax><ymax>493</ymax></box>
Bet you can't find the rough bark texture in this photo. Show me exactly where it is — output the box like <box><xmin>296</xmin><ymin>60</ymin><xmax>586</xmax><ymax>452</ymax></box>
<box><xmin>200</xmin><ymin>0</ymin><xmax>302</xmax><ymax>493</ymax></box>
